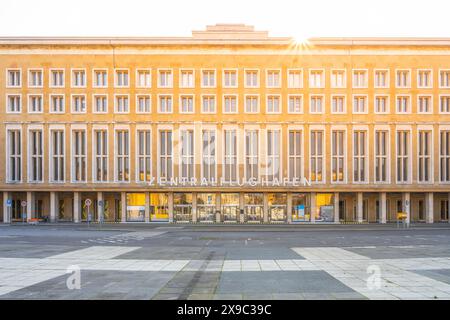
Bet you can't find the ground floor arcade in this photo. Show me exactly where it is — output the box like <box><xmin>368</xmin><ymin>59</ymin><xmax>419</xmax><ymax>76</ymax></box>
<box><xmin>1</xmin><ymin>191</ymin><xmax>449</xmax><ymax>224</ymax></box>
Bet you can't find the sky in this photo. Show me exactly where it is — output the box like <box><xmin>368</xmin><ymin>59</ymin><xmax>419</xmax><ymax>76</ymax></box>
<box><xmin>0</xmin><ymin>0</ymin><xmax>449</xmax><ymax>39</ymax></box>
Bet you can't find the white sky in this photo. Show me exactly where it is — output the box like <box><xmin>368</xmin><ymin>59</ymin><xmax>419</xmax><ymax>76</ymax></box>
<box><xmin>1</xmin><ymin>0</ymin><xmax>449</xmax><ymax>39</ymax></box>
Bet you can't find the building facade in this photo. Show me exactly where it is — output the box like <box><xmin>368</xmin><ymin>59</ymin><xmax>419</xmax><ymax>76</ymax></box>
<box><xmin>1</xmin><ymin>24</ymin><xmax>450</xmax><ymax>224</ymax></box>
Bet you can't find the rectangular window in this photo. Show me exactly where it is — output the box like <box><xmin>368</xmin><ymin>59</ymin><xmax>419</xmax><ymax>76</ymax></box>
<box><xmin>136</xmin><ymin>69</ymin><xmax>151</xmax><ymax>88</ymax></box>
<box><xmin>288</xmin><ymin>95</ymin><xmax>303</xmax><ymax>113</ymax></box>
<box><xmin>287</xmin><ymin>69</ymin><xmax>302</xmax><ymax>88</ymax></box>
<box><xmin>201</xmin><ymin>70</ymin><xmax>216</xmax><ymax>87</ymax></box>
<box><xmin>50</xmin><ymin>69</ymin><xmax>64</xmax><ymax>87</ymax></box>
<box><xmin>440</xmin><ymin>131</ymin><xmax>450</xmax><ymax>182</ymax></box>
<box><xmin>245</xmin><ymin>70</ymin><xmax>259</xmax><ymax>88</ymax></box>
<box><xmin>418</xmin><ymin>95</ymin><xmax>432</xmax><ymax>113</ymax></box>
<box><xmin>288</xmin><ymin>130</ymin><xmax>302</xmax><ymax>181</ymax></box>
<box><xmin>396</xmin><ymin>96</ymin><xmax>410</xmax><ymax>113</ymax></box>
<box><xmin>137</xmin><ymin>130</ymin><xmax>151</xmax><ymax>182</ymax></box>
<box><xmin>71</xmin><ymin>95</ymin><xmax>86</xmax><ymax>113</ymax></box>
<box><xmin>94</xmin><ymin>130</ymin><xmax>108</xmax><ymax>182</ymax></box>
<box><xmin>180</xmin><ymin>95</ymin><xmax>194</xmax><ymax>113</ymax></box>
<box><xmin>266</xmin><ymin>95</ymin><xmax>280</xmax><ymax>113</ymax></box>
<box><xmin>331</xmin><ymin>70</ymin><xmax>346</xmax><ymax>88</ymax></box>
<box><xmin>310</xmin><ymin>130</ymin><xmax>324</xmax><ymax>183</ymax></box>
<box><xmin>332</xmin><ymin>130</ymin><xmax>345</xmax><ymax>182</ymax></box>
<box><xmin>440</xmin><ymin>95</ymin><xmax>450</xmax><ymax>113</ymax></box>
<box><xmin>245</xmin><ymin>130</ymin><xmax>258</xmax><ymax>181</ymax></box>
<box><xmin>352</xmin><ymin>70</ymin><xmax>367</xmax><ymax>88</ymax></box>
<box><xmin>72</xmin><ymin>69</ymin><xmax>86</xmax><ymax>87</ymax></box>
<box><xmin>51</xmin><ymin>130</ymin><xmax>64</xmax><ymax>182</ymax></box>
<box><xmin>7</xmin><ymin>95</ymin><xmax>21</xmax><ymax>113</ymax></box>
<box><xmin>115</xmin><ymin>69</ymin><xmax>129</xmax><ymax>87</ymax></box>
<box><xmin>418</xmin><ymin>70</ymin><xmax>432</xmax><ymax>88</ymax></box>
<box><xmin>7</xmin><ymin>69</ymin><xmax>21</xmax><ymax>87</ymax></box>
<box><xmin>353</xmin><ymin>131</ymin><xmax>367</xmax><ymax>183</ymax></box>
<box><xmin>50</xmin><ymin>95</ymin><xmax>64</xmax><ymax>113</ymax></box>
<box><xmin>180</xmin><ymin>70</ymin><xmax>194</xmax><ymax>88</ymax></box>
<box><xmin>202</xmin><ymin>95</ymin><xmax>216</xmax><ymax>113</ymax></box>
<box><xmin>159</xmin><ymin>95</ymin><xmax>172</xmax><ymax>113</ymax></box>
<box><xmin>7</xmin><ymin>130</ymin><xmax>21</xmax><ymax>182</ymax></box>
<box><xmin>159</xmin><ymin>130</ymin><xmax>172</xmax><ymax>180</ymax></box>
<box><xmin>223</xmin><ymin>95</ymin><xmax>237</xmax><ymax>113</ymax></box>
<box><xmin>28</xmin><ymin>69</ymin><xmax>43</xmax><ymax>87</ymax></box>
<box><xmin>116</xmin><ymin>130</ymin><xmax>129</xmax><ymax>182</ymax></box>
<box><xmin>115</xmin><ymin>95</ymin><xmax>129</xmax><ymax>113</ymax></box>
<box><xmin>245</xmin><ymin>95</ymin><xmax>259</xmax><ymax>113</ymax></box>
<box><xmin>375</xmin><ymin>95</ymin><xmax>389</xmax><ymax>113</ymax></box>
<box><xmin>202</xmin><ymin>130</ymin><xmax>216</xmax><ymax>182</ymax></box>
<box><xmin>72</xmin><ymin>130</ymin><xmax>86</xmax><ymax>182</ymax></box>
<box><xmin>353</xmin><ymin>95</ymin><xmax>367</xmax><ymax>113</ymax></box>
<box><xmin>28</xmin><ymin>95</ymin><xmax>43</xmax><ymax>113</ymax></box>
<box><xmin>223</xmin><ymin>129</ymin><xmax>237</xmax><ymax>182</ymax></box>
<box><xmin>396</xmin><ymin>70</ymin><xmax>410</xmax><ymax>88</ymax></box>
<box><xmin>375</xmin><ymin>131</ymin><xmax>388</xmax><ymax>183</ymax></box>
<box><xmin>223</xmin><ymin>69</ymin><xmax>237</xmax><ymax>88</ymax></box>
<box><xmin>331</xmin><ymin>95</ymin><xmax>345</xmax><ymax>113</ymax></box>
<box><xmin>440</xmin><ymin>70</ymin><xmax>450</xmax><ymax>88</ymax></box>
<box><xmin>396</xmin><ymin>131</ymin><xmax>410</xmax><ymax>183</ymax></box>
<box><xmin>158</xmin><ymin>70</ymin><xmax>173</xmax><ymax>88</ymax></box>
<box><xmin>136</xmin><ymin>95</ymin><xmax>151</xmax><ymax>113</ymax></box>
<box><xmin>93</xmin><ymin>69</ymin><xmax>108</xmax><ymax>87</ymax></box>
<box><xmin>93</xmin><ymin>95</ymin><xmax>107</xmax><ymax>113</ymax></box>
<box><xmin>266</xmin><ymin>70</ymin><xmax>281</xmax><ymax>88</ymax></box>
<box><xmin>418</xmin><ymin>131</ymin><xmax>432</xmax><ymax>183</ymax></box>
<box><xmin>374</xmin><ymin>70</ymin><xmax>389</xmax><ymax>88</ymax></box>
<box><xmin>309</xmin><ymin>70</ymin><xmax>324</xmax><ymax>88</ymax></box>
<box><xmin>180</xmin><ymin>130</ymin><xmax>194</xmax><ymax>179</ymax></box>
<box><xmin>310</xmin><ymin>95</ymin><xmax>323</xmax><ymax>113</ymax></box>
<box><xmin>267</xmin><ymin>130</ymin><xmax>281</xmax><ymax>182</ymax></box>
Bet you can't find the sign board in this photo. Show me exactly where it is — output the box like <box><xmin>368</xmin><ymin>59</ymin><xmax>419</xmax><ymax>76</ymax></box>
<box><xmin>85</xmin><ymin>199</ymin><xmax>92</xmax><ymax>207</ymax></box>
<box><xmin>6</xmin><ymin>199</ymin><xmax>12</xmax><ymax>207</ymax></box>
<box><xmin>21</xmin><ymin>200</ymin><xmax>27</xmax><ymax>207</ymax></box>
<box><xmin>297</xmin><ymin>205</ymin><xmax>305</xmax><ymax>219</ymax></box>
<box><xmin>397</xmin><ymin>212</ymin><xmax>407</xmax><ymax>220</ymax></box>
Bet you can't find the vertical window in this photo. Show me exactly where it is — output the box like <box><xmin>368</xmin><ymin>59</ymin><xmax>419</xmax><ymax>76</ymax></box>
<box><xmin>137</xmin><ymin>130</ymin><xmax>151</xmax><ymax>182</ymax></box>
<box><xmin>50</xmin><ymin>70</ymin><xmax>64</xmax><ymax>87</ymax></box>
<box><xmin>309</xmin><ymin>70</ymin><xmax>324</xmax><ymax>88</ymax></box>
<box><xmin>245</xmin><ymin>130</ymin><xmax>258</xmax><ymax>181</ymax></box>
<box><xmin>136</xmin><ymin>69</ymin><xmax>151</xmax><ymax>88</ymax></box>
<box><xmin>440</xmin><ymin>70</ymin><xmax>450</xmax><ymax>88</ymax></box>
<box><xmin>223</xmin><ymin>130</ymin><xmax>237</xmax><ymax>182</ymax></box>
<box><xmin>202</xmin><ymin>130</ymin><xmax>216</xmax><ymax>182</ymax></box>
<box><xmin>352</xmin><ymin>70</ymin><xmax>367</xmax><ymax>88</ymax></box>
<box><xmin>223</xmin><ymin>95</ymin><xmax>237</xmax><ymax>113</ymax></box>
<box><xmin>115</xmin><ymin>95</ymin><xmax>129</xmax><ymax>113</ymax></box>
<box><xmin>136</xmin><ymin>95</ymin><xmax>151</xmax><ymax>113</ymax></box>
<box><xmin>266</xmin><ymin>96</ymin><xmax>280</xmax><ymax>113</ymax></box>
<box><xmin>375</xmin><ymin>131</ymin><xmax>388</xmax><ymax>183</ymax></box>
<box><xmin>266</xmin><ymin>70</ymin><xmax>281</xmax><ymax>87</ymax></box>
<box><xmin>7</xmin><ymin>69</ymin><xmax>21</xmax><ymax>87</ymax></box>
<box><xmin>180</xmin><ymin>130</ymin><xmax>194</xmax><ymax>180</ymax></box>
<box><xmin>353</xmin><ymin>95</ymin><xmax>367</xmax><ymax>113</ymax></box>
<box><xmin>245</xmin><ymin>70</ymin><xmax>259</xmax><ymax>88</ymax></box>
<box><xmin>418</xmin><ymin>131</ymin><xmax>432</xmax><ymax>183</ymax></box>
<box><xmin>159</xmin><ymin>95</ymin><xmax>172</xmax><ymax>113</ymax></box>
<box><xmin>331</xmin><ymin>96</ymin><xmax>345</xmax><ymax>113</ymax></box>
<box><xmin>310</xmin><ymin>95</ymin><xmax>323</xmax><ymax>113</ymax></box>
<box><xmin>440</xmin><ymin>95</ymin><xmax>450</xmax><ymax>113</ymax></box>
<box><xmin>396</xmin><ymin>96</ymin><xmax>410</xmax><ymax>113</ymax></box>
<box><xmin>28</xmin><ymin>95</ymin><xmax>43</xmax><ymax>113</ymax></box>
<box><xmin>159</xmin><ymin>130</ymin><xmax>173</xmax><ymax>180</ymax></box>
<box><xmin>116</xmin><ymin>130</ymin><xmax>129</xmax><ymax>182</ymax></box>
<box><xmin>94</xmin><ymin>130</ymin><xmax>108</xmax><ymax>182</ymax></box>
<box><xmin>332</xmin><ymin>130</ymin><xmax>345</xmax><ymax>182</ymax></box>
<box><xmin>72</xmin><ymin>130</ymin><xmax>86</xmax><ymax>182</ymax></box>
<box><xmin>418</xmin><ymin>70</ymin><xmax>432</xmax><ymax>88</ymax></box>
<box><xmin>7</xmin><ymin>95</ymin><xmax>21</xmax><ymax>113</ymax></box>
<box><xmin>440</xmin><ymin>131</ymin><xmax>450</xmax><ymax>182</ymax></box>
<box><xmin>93</xmin><ymin>69</ymin><xmax>108</xmax><ymax>87</ymax></box>
<box><xmin>28</xmin><ymin>69</ymin><xmax>43</xmax><ymax>87</ymax></box>
<box><xmin>396</xmin><ymin>70</ymin><xmax>410</xmax><ymax>88</ymax></box>
<box><xmin>353</xmin><ymin>131</ymin><xmax>367</xmax><ymax>183</ymax></box>
<box><xmin>288</xmin><ymin>95</ymin><xmax>303</xmax><ymax>113</ymax></box>
<box><xmin>51</xmin><ymin>130</ymin><xmax>64</xmax><ymax>182</ymax></box>
<box><xmin>115</xmin><ymin>69</ymin><xmax>129</xmax><ymax>87</ymax></box>
<box><xmin>288</xmin><ymin>130</ymin><xmax>302</xmax><ymax>181</ymax></box>
<box><xmin>7</xmin><ymin>130</ymin><xmax>21</xmax><ymax>182</ymax></box>
<box><xmin>180</xmin><ymin>95</ymin><xmax>194</xmax><ymax>113</ymax></box>
<box><xmin>71</xmin><ymin>95</ymin><xmax>86</xmax><ymax>113</ymax></box>
<box><xmin>201</xmin><ymin>70</ymin><xmax>216</xmax><ymax>87</ymax></box>
<box><xmin>180</xmin><ymin>70</ymin><xmax>194</xmax><ymax>88</ymax></box>
<box><xmin>331</xmin><ymin>70</ymin><xmax>346</xmax><ymax>88</ymax></box>
<box><xmin>223</xmin><ymin>70</ymin><xmax>237</xmax><ymax>88</ymax></box>
<box><xmin>93</xmin><ymin>95</ymin><xmax>107</xmax><ymax>113</ymax></box>
<box><xmin>418</xmin><ymin>95</ymin><xmax>432</xmax><ymax>113</ymax></box>
<box><xmin>374</xmin><ymin>70</ymin><xmax>389</xmax><ymax>88</ymax></box>
<box><xmin>267</xmin><ymin>130</ymin><xmax>281</xmax><ymax>182</ymax></box>
<box><xmin>396</xmin><ymin>131</ymin><xmax>410</xmax><ymax>183</ymax></box>
<box><xmin>72</xmin><ymin>69</ymin><xmax>86</xmax><ymax>87</ymax></box>
<box><xmin>245</xmin><ymin>95</ymin><xmax>259</xmax><ymax>113</ymax></box>
<box><xmin>158</xmin><ymin>70</ymin><xmax>173</xmax><ymax>88</ymax></box>
<box><xmin>201</xmin><ymin>95</ymin><xmax>216</xmax><ymax>113</ymax></box>
<box><xmin>50</xmin><ymin>95</ymin><xmax>64</xmax><ymax>113</ymax></box>
<box><xmin>288</xmin><ymin>69</ymin><xmax>302</xmax><ymax>88</ymax></box>
<box><xmin>375</xmin><ymin>96</ymin><xmax>388</xmax><ymax>113</ymax></box>
<box><xmin>310</xmin><ymin>130</ymin><xmax>324</xmax><ymax>183</ymax></box>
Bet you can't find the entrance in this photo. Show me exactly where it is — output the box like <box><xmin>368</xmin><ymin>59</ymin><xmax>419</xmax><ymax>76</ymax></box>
<box><xmin>268</xmin><ymin>193</ymin><xmax>286</xmax><ymax>222</ymax></box>
<box><xmin>244</xmin><ymin>193</ymin><xmax>263</xmax><ymax>223</ymax></box>
<box><xmin>174</xmin><ymin>193</ymin><xmax>192</xmax><ymax>222</ymax></box>
<box><xmin>221</xmin><ymin>193</ymin><xmax>239</xmax><ymax>222</ymax></box>
<box><xmin>197</xmin><ymin>193</ymin><xmax>215</xmax><ymax>222</ymax></box>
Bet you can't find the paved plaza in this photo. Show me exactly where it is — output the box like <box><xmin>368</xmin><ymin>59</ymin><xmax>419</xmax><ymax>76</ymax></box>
<box><xmin>0</xmin><ymin>224</ymin><xmax>450</xmax><ymax>299</ymax></box>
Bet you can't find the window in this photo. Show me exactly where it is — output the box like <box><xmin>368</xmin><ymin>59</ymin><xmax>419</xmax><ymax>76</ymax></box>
<box><xmin>353</xmin><ymin>95</ymin><xmax>367</xmax><ymax>113</ymax></box>
<box><xmin>266</xmin><ymin>95</ymin><xmax>280</xmax><ymax>113</ymax></box>
<box><xmin>71</xmin><ymin>95</ymin><xmax>86</xmax><ymax>113</ymax></box>
<box><xmin>93</xmin><ymin>95</ymin><xmax>107</xmax><ymax>113</ymax></box>
<box><xmin>137</xmin><ymin>130</ymin><xmax>151</xmax><ymax>182</ymax></box>
<box><xmin>332</xmin><ymin>130</ymin><xmax>345</xmax><ymax>182</ymax></box>
<box><xmin>50</xmin><ymin>95</ymin><xmax>64</xmax><ymax>113</ymax></box>
<box><xmin>245</xmin><ymin>95</ymin><xmax>259</xmax><ymax>113</ymax></box>
<box><xmin>418</xmin><ymin>131</ymin><xmax>432</xmax><ymax>183</ymax></box>
<box><xmin>418</xmin><ymin>70</ymin><xmax>432</xmax><ymax>88</ymax></box>
<box><xmin>180</xmin><ymin>95</ymin><xmax>194</xmax><ymax>113</ymax></box>
<box><xmin>180</xmin><ymin>130</ymin><xmax>194</xmax><ymax>180</ymax></box>
<box><xmin>353</xmin><ymin>131</ymin><xmax>367</xmax><ymax>183</ymax></box>
<box><xmin>7</xmin><ymin>95</ymin><xmax>21</xmax><ymax>113</ymax></box>
<box><xmin>223</xmin><ymin>129</ymin><xmax>237</xmax><ymax>182</ymax></box>
<box><xmin>158</xmin><ymin>95</ymin><xmax>172</xmax><ymax>113</ymax></box>
<box><xmin>440</xmin><ymin>70</ymin><xmax>450</xmax><ymax>88</ymax></box>
<box><xmin>180</xmin><ymin>69</ymin><xmax>194</xmax><ymax>88</ymax></box>
<box><xmin>352</xmin><ymin>70</ymin><xmax>367</xmax><ymax>88</ymax></box>
<box><xmin>136</xmin><ymin>69</ymin><xmax>151</xmax><ymax>88</ymax></box>
<box><xmin>7</xmin><ymin>69</ymin><xmax>21</xmax><ymax>87</ymax></box>
<box><xmin>136</xmin><ymin>95</ymin><xmax>151</xmax><ymax>113</ymax></box>
<box><xmin>223</xmin><ymin>95</ymin><xmax>237</xmax><ymax>113</ymax></box>
<box><xmin>72</xmin><ymin>130</ymin><xmax>86</xmax><ymax>182</ymax></box>
<box><xmin>202</xmin><ymin>95</ymin><xmax>216</xmax><ymax>113</ymax></box>
<box><xmin>28</xmin><ymin>69</ymin><xmax>43</xmax><ymax>87</ymax></box>
<box><xmin>375</xmin><ymin>131</ymin><xmax>389</xmax><ymax>183</ymax></box>
<box><xmin>331</xmin><ymin>95</ymin><xmax>345</xmax><ymax>113</ymax></box>
<box><xmin>440</xmin><ymin>131</ymin><xmax>450</xmax><ymax>182</ymax></box>
<box><xmin>288</xmin><ymin>95</ymin><xmax>303</xmax><ymax>113</ymax></box>
<box><xmin>309</xmin><ymin>70</ymin><xmax>324</xmax><ymax>88</ymax></box>
<box><xmin>93</xmin><ymin>69</ymin><xmax>108</xmax><ymax>87</ymax></box>
<box><xmin>310</xmin><ymin>130</ymin><xmax>324</xmax><ymax>183</ymax></box>
<box><xmin>266</xmin><ymin>70</ymin><xmax>281</xmax><ymax>88</ymax></box>
<box><xmin>396</xmin><ymin>70</ymin><xmax>410</xmax><ymax>88</ymax></box>
<box><xmin>116</xmin><ymin>130</ymin><xmax>129</xmax><ymax>182</ymax></box>
<box><xmin>288</xmin><ymin>130</ymin><xmax>302</xmax><ymax>181</ymax></box>
<box><xmin>267</xmin><ymin>130</ymin><xmax>281</xmax><ymax>182</ymax></box>
<box><xmin>159</xmin><ymin>130</ymin><xmax>172</xmax><ymax>180</ymax></box>
<box><xmin>223</xmin><ymin>69</ymin><xmax>237</xmax><ymax>88</ymax></box>
<box><xmin>310</xmin><ymin>95</ymin><xmax>324</xmax><ymax>113</ymax></box>
<box><xmin>94</xmin><ymin>130</ymin><xmax>108</xmax><ymax>182</ymax></box>
<box><xmin>331</xmin><ymin>70</ymin><xmax>346</xmax><ymax>88</ymax></box>
<box><xmin>71</xmin><ymin>69</ymin><xmax>86</xmax><ymax>87</ymax></box>
<box><xmin>51</xmin><ymin>130</ymin><xmax>64</xmax><ymax>182</ymax></box>
<box><xmin>28</xmin><ymin>95</ymin><xmax>43</xmax><ymax>113</ymax></box>
<box><xmin>201</xmin><ymin>70</ymin><xmax>216</xmax><ymax>87</ymax></box>
<box><xmin>115</xmin><ymin>95</ymin><xmax>129</xmax><ymax>113</ymax></box>
<box><xmin>245</xmin><ymin>70</ymin><xmax>259</xmax><ymax>88</ymax></box>
<box><xmin>115</xmin><ymin>69</ymin><xmax>129</xmax><ymax>87</ymax></box>
<box><xmin>202</xmin><ymin>130</ymin><xmax>216</xmax><ymax>182</ymax></box>
<box><xmin>245</xmin><ymin>130</ymin><xmax>258</xmax><ymax>181</ymax></box>
<box><xmin>396</xmin><ymin>96</ymin><xmax>410</xmax><ymax>113</ymax></box>
<box><xmin>396</xmin><ymin>131</ymin><xmax>410</xmax><ymax>183</ymax></box>
<box><xmin>374</xmin><ymin>70</ymin><xmax>389</xmax><ymax>88</ymax></box>
<box><xmin>158</xmin><ymin>69</ymin><xmax>173</xmax><ymax>88</ymax></box>
<box><xmin>440</xmin><ymin>95</ymin><xmax>450</xmax><ymax>113</ymax></box>
<box><xmin>418</xmin><ymin>95</ymin><xmax>432</xmax><ymax>113</ymax></box>
<box><xmin>50</xmin><ymin>69</ymin><xmax>64</xmax><ymax>87</ymax></box>
<box><xmin>7</xmin><ymin>130</ymin><xmax>21</xmax><ymax>182</ymax></box>
<box><xmin>288</xmin><ymin>69</ymin><xmax>302</xmax><ymax>88</ymax></box>
<box><xmin>375</xmin><ymin>95</ymin><xmax>389</xmax><ymax>113</ymax></box>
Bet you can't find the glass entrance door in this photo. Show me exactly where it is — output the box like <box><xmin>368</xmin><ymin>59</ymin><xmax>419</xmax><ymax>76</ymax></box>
<box><xmin>174</xmin><ymin>193</ymin><xmax>193</xmax><ymax>222</ymax></box>
<box><xmin>244</xmin><ymin>193</ymin><xmax>263</xmax><ymax>223</ymax></box>
<box><xmin>221</xmin><ymin>193</ymin><xmax>239</xmax><ymax>222</ymax></box>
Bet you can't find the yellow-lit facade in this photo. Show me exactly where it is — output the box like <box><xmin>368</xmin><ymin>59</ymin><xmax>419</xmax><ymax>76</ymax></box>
<box><xmin>1</xmin><ymin>24</ymin><xmax>450</xmax><ymax>224</ymax></box>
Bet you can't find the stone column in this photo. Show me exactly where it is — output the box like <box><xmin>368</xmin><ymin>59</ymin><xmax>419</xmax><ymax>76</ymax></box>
<box><xmin>402</xmin><ymin>192</ymin><xmax>411</xmax><ymax>224</ymax></box>
<box><xmin>426</xmin><ymin>192</ymin><xmax>434</xmax><ymax>224</ymax></box>
<box><xmin>448</xmin><ymin>193</ymin><xmax>450</xmax><ymax>223</ymax></box>
<box><xmin>239</xmin><ymin>192</ymin><xmax>245</xmax><ymax>223</ymax></box>
<box><xmin>73</xmin><ymin>192</ymin><xmax>81</xmax><ymax>223</ymax></box>
<box><xmin>121</xmin><ymin>192</ymin><xmax>127</xmax><ymax>223</ymax></box>
<box><xmin>3</xmin><ymin>192</ymin><xmax>10</xmax><ymax>223</ymax></box>
<box><xmin>286</xmin><ymin>193</ymin><xmax>292</xmax><ymax>224</ymax></box>
<box><xmin>144</xmin><ymin>192</ymin><xmax>150</xmax><ymax>223</ymax></box>
<box><xmin>215</xmin><ymin>193</ymin><xmax>221</xmax><ymax>223</ymax></box>
<box><xmin>50</xmin><ymin>192</ymin><xmax>58</xmax><ymax>223</ymax></box>
<box><xmin>26</xmin><ymin>192</ymin><xmax>35</xmax><ymax>221</ymax></box>
<box><xmin>192</xmin><ymin>192</ymin><xmax>197</xmax><ymax>223</ymax></box>
<box><xmin>310</xmin><ymin>192</ymin><xmax>316</xmax><ymax>223</ymax></box>
<box><xmin>97</xmin><ymin>192</ymin><xmax>104</xmax><ymax>223</ymax></box>
<box><xmin>357</xmin><ymin>192</ymin><xmax>363</xmax><ymax>223</ymax></box>
<box><xmin>263</xmin><ymin>193</ymin><xmax>269</xmax><ymax>223</ymax></box>
<box><xmin>380</xmin><ymin>192</ymin><xmax>387</xmax><ymax>224</ymax></box>
<box><xmin>334</xmin><ymin>192</ymin><xmax>340</xmax><ymax>223</ymax></box>
<box><xmin>168</xmin><ymin>192</ymin><xmax>174</xmax><ymax>223</ymax></box>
